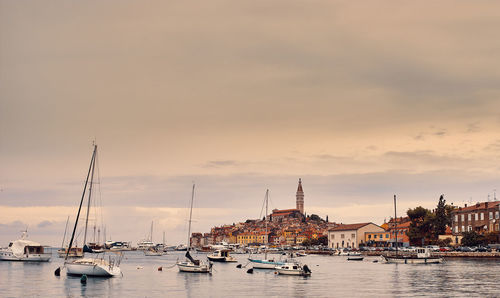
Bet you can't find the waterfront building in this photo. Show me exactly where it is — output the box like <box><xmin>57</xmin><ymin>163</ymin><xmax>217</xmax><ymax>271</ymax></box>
<box><xmin>236</xmin><ymin>232</ymin><xmax>269</xmax><ymax>245</ymax></box>
<box><xmin>364</xmin><ymin>231</ymin><xmax>391</xmax><ymax>247</ymax></box>
<box><xmin>328</xmin><ymin>223</ymin><xmax>385</xmax><ymax>249</ymax></box>
<box><xmin>389</xmin><ymin>221</ymin><xmax>410</xmax><ymax>247</ymax></box>
<box><xmin>451</xmin><ymin>201</ymin><xmax>500</xmax><ymax>242</ymax></box>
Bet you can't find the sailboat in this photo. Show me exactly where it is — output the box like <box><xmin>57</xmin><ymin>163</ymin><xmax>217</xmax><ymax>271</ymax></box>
<box><xmin>382</xmin><ymin>195</ymin><xmax>443</xmax><ymax>264</ymax></box>
<box><xmin>248</xmin><ymin>189</ymin><xmax>285</xmax><ymax>269</ymax></box>
<box><xmin>176</xmin><ymin>184</ymin><xmax>212</xmax><ymax>273</ymax></box>
<box><xmin>55</xmin><ymin>144</ymin><xmax>122</xmax><ymax>277</ymax></box>
<box><xmin>57</xmin><ymin>216</ymin><xmax>83</xmax><ymax>258</ymax></box>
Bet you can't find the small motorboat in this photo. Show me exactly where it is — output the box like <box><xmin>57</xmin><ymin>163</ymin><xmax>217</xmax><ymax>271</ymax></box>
<box><xmin>207</xmin><ymin>249</ymin><xmax>237</xmax><ymax>262</ymax></box>
<box><xmin>275</xmin><ymin>261</ymin><xmax>312</xmax><ymax>276</ymax></box>
<box><xmin>347</xmin><ymin>254</ymin><xmax>364</xmax><ymax>261</ymax></box>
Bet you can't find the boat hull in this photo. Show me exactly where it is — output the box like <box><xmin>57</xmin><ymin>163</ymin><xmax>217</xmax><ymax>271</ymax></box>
<box><xmin>0</xmin><ymin>251</ymin><xmax>51</xmax><ymax>262</ymax></box>
<box><xmin>177</xmin><ymin>262</ymin><xmax>211</xmax><ymax>273</ymax></box>
<box><xmin>66</xmin><ymin>259</ymin><xmax>121</xmax><ymax>277</ymax></box>
<box><xmin>248</xmin><ymin>258</ymin><xmax>284</xmax><ymax>269</ymax></box>
<box><xmin>276</xmin><ymin>269</ymin><xmax>311</xmax><ymax>276</ymax></box>
<box><xmin>384</xmin><ymin>256</ymin><xmax>443</xmax><ymax>264</ymax></box>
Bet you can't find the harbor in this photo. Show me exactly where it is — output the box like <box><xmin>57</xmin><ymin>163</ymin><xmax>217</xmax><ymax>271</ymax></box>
<box><xmin>1</xmin><ymin>249</ymin><xmax>500</xmax><ymax>297</ymax></box>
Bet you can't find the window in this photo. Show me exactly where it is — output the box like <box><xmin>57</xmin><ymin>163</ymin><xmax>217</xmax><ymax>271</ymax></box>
<box><xmin>496</xmin><ymin>211</ymin><xmax>499</xmax><ymax>219</ymax></box>
<box><xmin>341</xmin><ymin>234</ymin><xmax>345</xmax><ymax>239</ymax></box>
<box><xmin>489</xmin><ymin>212</ymin><xmax>493</xmax><ymax>220</ymax></box>
<box><xmin>468</xmin><ymin>214</ymin><xmax>471</xmax><ymax>221</ymax></box>
<box><xmin>461</xmin><ymin>225</ymin><xmax>465</xmax><ymax>232</ymax></box>
<box><xmin>468</xmin><ymin>225</ymin><xmax>472</xmax><ymax>232</ymax></box>
<box><xmin>454</xmin><ymin>226</ymin><xmax>458</xmax><ymax>233</ymax></box>
<box><xmin>455</xmin><ymin>215</ymin><xmax>458</xmax><ymax>222</ymax></box>
<box><xmin>332</xmin><ymin>234</ymin><xmax>335</xmax><ymax>239</ymax></box>
<box><xmin>351</xmin><ymin>233</ymin><xmax>356</xmax><ymax>239</ymax></box>
<box><xmin>386</xmin><ymin>234</ymin><xmax>389</xmax><ymax>238</ymax></box>
<box><xmin>475</xmin><ymin>213</ymin><xmax>478</xmax><ymax>221</ymax></box>
<box><xmin>461</xmin><ymin>214</ymin><xmax>465</xmax><ymax>221</ymax></box>
<box><xmin>379</xmin><ymin>234</ymin><xmax>382</xmax><ymax>239</ymax></box>
<box><xmin>481</xmin><ymin>213</ymin><xmax>484</xmax><ymax>220</ymax></box>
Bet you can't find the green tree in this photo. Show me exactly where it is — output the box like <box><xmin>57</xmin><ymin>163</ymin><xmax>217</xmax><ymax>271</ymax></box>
<box><xmin>433</xmin><ymin>194</ymin><xmax>450</xmax><ymax>238</ymax></box>
<box><xmin>309</xmin><ymin>214</ymin><xmax>322</xmax><ymax>221</ymax></box>
<box><xmin>461</xmin><ymin>231</ymin><xmax>485</xmax><ymax>246</ymax></box>
<box><xmin>407</xmin><ymin>206</ymin><xmax>434</xmax><ymax>246</ymax></box>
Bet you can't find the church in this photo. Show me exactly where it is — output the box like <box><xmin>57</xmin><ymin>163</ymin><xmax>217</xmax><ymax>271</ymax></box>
<box><xmin>269</xmin><ymin>178</ymin><xmax>305</xmax><ymax>222</ymax></box>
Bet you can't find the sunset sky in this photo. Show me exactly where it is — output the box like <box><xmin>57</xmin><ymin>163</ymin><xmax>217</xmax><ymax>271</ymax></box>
<box><xmin>2</xmin><ymin>1</ymin><xmax>500</xmax><ymax>246</ymax></box>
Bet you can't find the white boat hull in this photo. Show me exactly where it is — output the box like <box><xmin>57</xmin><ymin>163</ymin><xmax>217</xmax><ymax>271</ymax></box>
<box><xmin>248</xmin><ymin>258</ymin><xmax>284</xmax><ymax>269</ymax></box>
<box><xmin>0</xmin><ymin>251</ymin><xmax>51</xmax><ymax>262</ymax></box>
<box><xmin>66</xmin><ymin>259</ymin><xmax>121</xmax><ymax>277</ymax></box>
<box><xmin>177</xmin><ymin>261</ymin><xmax>211</xmax><ymax>273</ymax></box>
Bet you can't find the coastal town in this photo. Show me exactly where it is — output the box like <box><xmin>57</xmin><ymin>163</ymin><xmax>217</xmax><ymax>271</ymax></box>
<box><xmin>189</xmin><ymin>179</ymin><xmax>500</xmax><ymax>253</ymax></box>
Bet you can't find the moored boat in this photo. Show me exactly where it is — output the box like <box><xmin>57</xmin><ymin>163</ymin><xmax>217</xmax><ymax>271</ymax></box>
<box><xmin>0</xmin><ymin>231</ymin><xmax>51</xmax><ymax>262</ymax></box>
<box><xmin>57</xmin><ymin>247</ymin><xmax>84</xmax><ymax>258</ymax></box>
<box><xmin>383</xmin><ymin>248</ymin><xmax>443</xmax><ymax>264</ymax></box>
<box><xmin>207</xmin><ymin>249</ymin><xmax>237</xmax><ymax>262</ymax></box>
<box><xmin>66</xmin><ymin>257</ymin><xmax>121</xmax><ymax>276</ymax></box>
<box><xmin>275</xmin><ymin>261</ymin><xmax>312</xmax><ymax>276</ymax></box>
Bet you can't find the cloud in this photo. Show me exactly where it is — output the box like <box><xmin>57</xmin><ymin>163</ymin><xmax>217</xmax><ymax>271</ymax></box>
<box><xmin>202</xmin><ymin>160</ymin><xmax>239</xmax><ymax>168</ymax></box>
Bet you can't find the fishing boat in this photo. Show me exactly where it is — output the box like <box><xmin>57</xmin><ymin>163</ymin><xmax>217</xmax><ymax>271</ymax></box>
<box><xmin>383</xmin><ymin>247</ymin><xmax>443</xmax><ymax>264</ymax></box>
<box><xmin>0</xmin><ymin>231</ymin><xmax>51</xmax><ymax>262</ymax></box>
<box><xmin>207</xmin><ymin>249</ymin><xmax>237</xmax><ymax>262</ymax></box>
<box><xmin>275</xmin><ymin>260</ymin><xmax>312</xmax><ymax>276</ymax></box>
<box><xmin>176</xmin><ymin>184</ymin><xmax>212</xmax><ymax>273</ymax></box>
<box><xmin>248</xmin><ymin>190</ymin><xmax>286</xmax><ymax>269</ymax></box>
<box><xmin>383</xmin><ymin>195</ymin><xmax>443</xmax><ymax>265</ymax></box>
<box><xmin>55</xmin><ymin>144</ymin><xmax>122</xmax><ymax>277</ymax></box>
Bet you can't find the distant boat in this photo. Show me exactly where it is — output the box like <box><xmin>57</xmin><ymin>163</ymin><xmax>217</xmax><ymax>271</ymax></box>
<box><xmin>0</xmin><ymin>231</ymin><xmax>51</xmax><ymax>262</ymax></box>
<box><xmin>55</xmin><ymin>144</ymin><xmax>122</xmax><ymax>277</ymax></box>
<box><xmin>248</xmin><ymin>190</ymin><xmax>285</xmax><ymax>269</ymax></box>
<box><xmin>57</xmin><ymin>247</ymin><xmax>84</xmax><ymax>258</ymax></box>
<box><xmin>383</xmin><ymin>247</ymin><xmax>443</xmax><ymax>264</ymax></box>
<box><xmin>347</xmin><ymin>253</ymin><xmax>364</xmax><ymax>261</ymax></box>
<box><xmin>207</xmin><ymin>249</ymin><xmax>237</xmax><ymax>262</ymax></box>
<box><xmin>176</xmin><ymin>184</ymin><xmax>212</xmax><ymax>273</ymax></box>
<box><xmin>275</xmin><ymin>259</ymin><xmax>311</xmax><ymax>276</ymax></box>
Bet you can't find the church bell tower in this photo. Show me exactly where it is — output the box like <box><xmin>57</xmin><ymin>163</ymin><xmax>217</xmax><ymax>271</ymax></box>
<box><xmin>296</xmin><ymin>178</ymin><xmax>304</xmax><ymax>214</ymax></box>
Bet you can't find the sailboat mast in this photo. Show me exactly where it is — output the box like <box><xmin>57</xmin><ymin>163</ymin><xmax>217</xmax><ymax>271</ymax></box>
<box><xmin>265</xmin><ymin>189</ymin><xmax>268</xmax><ymax>260</ymax></box>
<box><xmin>394</xmin><ymin>194</ymin><xmax>398</xmax><ymax>256</ymax></box>
<box><xmin>187</xmin><ymin>184</ymin><xmax>195</xmax><ymax>250</ymax></box>
<box><xmin>65</xmin><ymin>144</ymin><xmax>97</xmax><ymax>260</ymax></box>
<box><xmin>83</xmin><ymin>146</ymin><xmax>97</xmax><ymax>245</ymax></box>
<box><xmin>151</xmin><ymin>221</ymin><xmax>154</xmax><ymax>243</ymax></box>
<box><xmin>61</xmin><ymin>216</ymin><xmax>69</xmax><ymax>248</ymax></box>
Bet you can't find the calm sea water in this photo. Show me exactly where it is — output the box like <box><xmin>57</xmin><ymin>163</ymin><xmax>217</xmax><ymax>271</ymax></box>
<box><xmin>1</xmin><ymin>249</ymin><xmax>499</xmax><ymax>297</ymax></box>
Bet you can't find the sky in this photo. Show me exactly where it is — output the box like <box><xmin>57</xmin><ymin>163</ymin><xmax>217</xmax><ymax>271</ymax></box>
<box><xmin>1</xmin><ymin>0</ymin><xmax>500</xmax><ymax>246</ymax></box>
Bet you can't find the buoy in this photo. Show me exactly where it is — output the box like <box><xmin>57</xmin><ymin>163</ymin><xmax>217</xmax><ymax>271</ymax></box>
<box><xmin>246</xmin><ymin>268</ymin><xmax>253</xmax><ymax>274</ymax></box>
<box><xmin>54</xmin><ymin>267</ymin><xmax>61</xmax><ymax>276</ymax></box>
<box><xmin>236</xmin><ymin>264</ymin><xmax>242</xmax><ymax>268</ymax></box>
<box><xmin>158</xmin><ymin>266</ymin><xmax>163</xmax><ymax>271</ymax></box>
<box><xmin>274</xmin><ymin>271</ymin><xmax>278</xmax><ymax>274</ymax></box>
<box><xmin>373</xmin><ymin>260</ymin><xmax>378</xmax><ymax>263</ymax></box>
<box><xmin>137</xmin><ymin>266</ymin><xmax>143</xmax><ymax>269</ymax></box>
<box><xmin>80</xmin><ymin>274</ymin><xmax>87</xmax><ymax>284</ymax></box>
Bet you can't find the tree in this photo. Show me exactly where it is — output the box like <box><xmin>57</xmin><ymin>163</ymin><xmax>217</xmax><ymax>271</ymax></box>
<box><xmin>433</xmin><ymin>195</ymin><xmax>450</xmax><ymax>238</ymax></box>
<box><xmin>309</xmin><ymin>214</ymin><xmax>322</xmax><ymax>221</ymax></box>
<box><xmin>407</xmin><ymin>206</ymin><xmax>434</xmax><ymax>246</ymax></box>
<box><xmin>461</xmin><ymin>231</ymin><xmax>485</xmax><ymax>246</ymax></box>
<box><xmin>326</xmin><ymin>215</ymin><xmax>329</xmax><ymax>222</ymax></box>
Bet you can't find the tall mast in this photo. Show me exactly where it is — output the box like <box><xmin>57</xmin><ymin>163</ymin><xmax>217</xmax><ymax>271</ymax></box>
<box><xmin>151</xmin><ymin>221</ymin><xmax>154</xmax><ymax>243</ymax></box>
<box><xmin>83</xmin><ymin>145</ymin><xmax>97</xmax><ymax>245</ymax></box>
<box><xmin>65</xmin><ymin>144</ymin><xmax>97</xmax><ymax>260</ymax></box>
<box><xmin>265</xmin><ymin>189</ymin><xmax>268</xmax><ymax>260</ymax></box>
<box><xmin>394</xmin><ymin>194</ymin><xmax>398</xmax><ymax>256</ymax></box>
<box><xmin>61</xmin><ymin>216</ymin><xmax>70</xmax><ymax>248</ymax></box>
<box><xmin>187</xmin><ymin>184</ymin><xmax>195</xmax><ymax>250</ymax></box>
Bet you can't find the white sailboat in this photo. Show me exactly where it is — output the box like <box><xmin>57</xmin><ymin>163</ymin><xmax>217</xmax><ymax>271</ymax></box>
<box><xmin>0</xmin><ymin>230</ymin><xmax>51</xmax><ymax>262</ymax></box>
<box><xmin>248</xmin><ymin>189</ymin><xmax>285</xmax><ymax>269</ymax></box>
<box><xmin>55</xmin><ymin>144</ymin><xmax>122</xmax><ymax>277</ymax></box>
<box><xmin>176</xmin><ymin>184</ymin><xmax>212</xmax><ymax>273</ymax></box>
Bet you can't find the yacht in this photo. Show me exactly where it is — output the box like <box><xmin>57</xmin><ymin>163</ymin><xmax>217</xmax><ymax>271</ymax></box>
<box><xmin>0</xmin><ymin>231</ymin><xmax>51</xmax><ymax>262</ymax></box>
